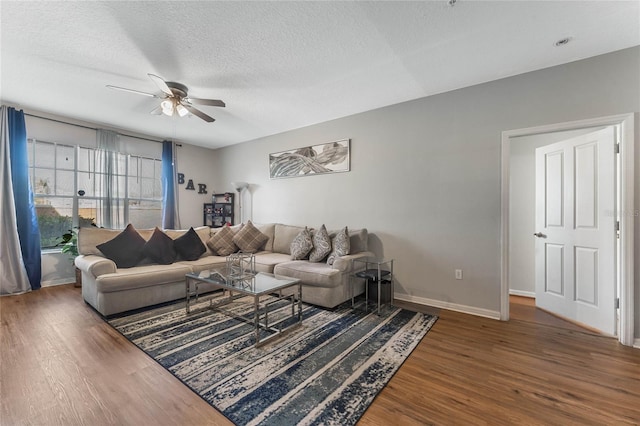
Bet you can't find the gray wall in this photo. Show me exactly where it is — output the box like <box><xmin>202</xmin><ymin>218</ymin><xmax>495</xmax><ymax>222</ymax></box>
<box><xmin>174</xmin><ymin>142</ymin><xmax>219</xmax><ymax>228</ymax></box>
<box><xmin>211</xmin><ymin>47</ymin><xmax>639</xmax><ymax>332</ymax></box>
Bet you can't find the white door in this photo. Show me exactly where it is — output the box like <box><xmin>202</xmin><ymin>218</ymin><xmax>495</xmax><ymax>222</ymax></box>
<box><xmin>534</xmin><ymin>127</ymin><xmax>616</xmax><ymax>335</ymax></box>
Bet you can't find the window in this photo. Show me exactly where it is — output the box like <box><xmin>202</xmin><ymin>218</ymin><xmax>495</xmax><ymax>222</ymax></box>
<box><xmin>27</xmin><ymin>139</ymin><xmax>163</xmax><ymax>249</ymax></box>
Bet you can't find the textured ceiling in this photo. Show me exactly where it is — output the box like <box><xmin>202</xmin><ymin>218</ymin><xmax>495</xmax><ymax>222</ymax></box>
<box><xmin>1</xmin><ymin>1</ymin><xmax>638</xmax><ymax>149</ymax></box>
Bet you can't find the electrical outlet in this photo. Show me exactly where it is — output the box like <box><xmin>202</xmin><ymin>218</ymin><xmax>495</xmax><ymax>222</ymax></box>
<box><xmin>455</xmin><ymin>269</ymin><xmax>463</xmax><ymax>280</ymax></box>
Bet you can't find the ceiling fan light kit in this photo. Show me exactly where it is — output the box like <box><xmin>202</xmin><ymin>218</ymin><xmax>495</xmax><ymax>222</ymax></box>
<box><xmin>107</xmin><ymin>73</ymin><xmax>225</xmax><ymax>123</ymax></box>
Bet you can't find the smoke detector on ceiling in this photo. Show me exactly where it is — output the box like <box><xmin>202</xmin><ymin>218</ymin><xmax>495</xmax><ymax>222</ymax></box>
<box><xmin>554</xmin><ymin>37</ymin><xmax>573</xmax><ymax>47</ymax></box>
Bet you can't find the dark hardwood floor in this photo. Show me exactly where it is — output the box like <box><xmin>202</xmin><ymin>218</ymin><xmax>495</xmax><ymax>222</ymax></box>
<box><xmin>1</xmin><ymin>285</ymin><xmax>638</xmax><ymax>425</ymax></box>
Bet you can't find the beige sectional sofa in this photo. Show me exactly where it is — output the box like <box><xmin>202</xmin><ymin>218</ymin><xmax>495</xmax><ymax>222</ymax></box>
<box><xmin>76</xmin><ymin>223</ymin><xmax>374</xmax><ymax>316</ymax></box>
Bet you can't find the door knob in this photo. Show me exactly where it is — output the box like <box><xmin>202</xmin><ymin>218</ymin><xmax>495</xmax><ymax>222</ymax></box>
<box><xmin>533</xmin><ymin>232</ymin><xmax>546</xmax><ymax>238</ymax></box>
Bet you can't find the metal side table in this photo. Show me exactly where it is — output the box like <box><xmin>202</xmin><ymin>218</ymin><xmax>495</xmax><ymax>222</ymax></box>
<box><xmin>351</xmin><ymin>257</ymin><xmax>394</xmax><ymax>315</ymax></box>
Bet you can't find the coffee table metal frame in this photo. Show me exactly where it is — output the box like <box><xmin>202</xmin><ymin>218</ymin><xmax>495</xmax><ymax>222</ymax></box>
<box><xmin>185</xmin><ymin>270</ymin><xmax>302</xmax><ymax>347</ymax></box>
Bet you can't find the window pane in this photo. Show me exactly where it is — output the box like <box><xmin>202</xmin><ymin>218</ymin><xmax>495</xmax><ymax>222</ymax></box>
<box><xmin>154</xmin><ymin>179</ymin><xmax>162</xmax><ymax>199</ymax></box>
<box><xmin>140</xmin><ymin>158</ymin><xmax>155</xmax><ymax>178</ymax></box>
<box><xmin>129</xmin><ymin>200</ymin><xmax>161</xmax><ymax>229</ymax></box>
<box><xmin>102</xmin><ymin>200</ymin><xmax>125</xmax><ymax>228</ymax></box>
<box><xmin>78</xmin><ymin>147</ymin><xmax>94</xmax><ymax>172</ymax></box>
<box><xmin>140</xmin><ymin>177</ymin><xmax>155</xmax><ymax>198</ymax></box>
<box><xmin>34</xmin><ymin>141</ymin><xmax>55</xmax><ymax>168</ymax></box>
<box><xmin>77</xmin><ymin>171</ymin><xmax>95</xmax><ymax>197</ymax></box>
<box><xmin>56</xmin><ymin>144</ymin><xmax>75</xmax><ymax>170</ymax></box>
<box><xmin>56</xmin><ymin>170</ymin><xmax>75</xmax><ymax>195</ymax></box>
<box><xmin>34</xmin><ymin>169</ymin><xmax>54</xmax><ymax>195</ymax></box>
<box><xmin>115</xmin><ymin>153</ymin><xmax>127</xmax><ymax>173</ymax></box>
<box><xmin>35</xmin><ymin>197</ymin><xmax>73</xmax><ymax>249</ymax></box>
<box><xmin>78</xmin><ymin>199</ymin><xmax>98</xmax><ymax>226</ymax></box>
<box><xmin>93</xmin><ymin>173</ymin><xmax>126</xmax><ymax>198</ymax></box>
<box><xmin>27</xmin><ymin>139</ymin><xmax>34</xmax><ymax>164</ymax></box>
<box><xmin>128</xmin><ymin>157</ymin><xmax>139</xmax><ymax>178</ymax></box>
<box><xmin>128</xmin><ymin>176</ymin><xmax>141</xmax><ymax>198</ymax></box>
<box><xmin>31</xmin><ymin>139</ymin><xmax>163</xmax><ymax>247</ymax></box>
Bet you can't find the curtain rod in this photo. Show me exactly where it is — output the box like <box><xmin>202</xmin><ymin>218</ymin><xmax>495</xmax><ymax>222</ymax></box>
<box><xmin>24</xmin><ymin>112</ymin><xmax>165</xmax><ymax>144</ymax></box>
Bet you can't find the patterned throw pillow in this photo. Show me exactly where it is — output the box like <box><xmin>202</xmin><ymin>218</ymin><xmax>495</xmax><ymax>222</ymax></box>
<box><xmin>327</xmin><ymin>226</ymin><xmax>350</xmax><ymax>266</ymax></box>
<box><xmin>142</xmin><ymin>227</ymin><xmax>177</xmax><ymax>265</ymax></box>
<box><xmin>207</xmin><ymin>225</ymin><xmax>238</xmax><ymax>256</ymax></box>
<box><xmin>174</xmin><ymin>227</ymin><xmax>207</xmax><ymax>261</ymax></box>
<box><xmin>308</xmin><ymin>224</ymin><xmax>331</xmax><ymax>262</ymax></box>
<box><xmin>96</xmin><ymin>223</ymin><xmax>146</xmax><ymax>268</ymax></box>
<box><xmin>290</xmin><ymin>227</ymin><xmax>314</xmax><ymax>260</ymax></box>
<box><xmin>232</xmin><ymin>220</ymin><xmax>269</xmax><ymax>253</ymax></box>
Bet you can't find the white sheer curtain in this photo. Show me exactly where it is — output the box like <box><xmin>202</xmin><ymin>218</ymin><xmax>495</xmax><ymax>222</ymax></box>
<box><xmin>0</xmin><ymin>106</ymin><xmax>31</xmax><ymax>295</ymax></box>
<box><xmin>96</xmin><ymin>129</ymin><xmax>123</xmax><ymax>229</ymax></box>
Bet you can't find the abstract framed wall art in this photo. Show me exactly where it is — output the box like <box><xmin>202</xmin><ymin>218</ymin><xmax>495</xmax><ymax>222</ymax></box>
<box><xmin>269</xmin><ymin>139</ymin><xmax>350</xmax><ymax>179</ymax></box>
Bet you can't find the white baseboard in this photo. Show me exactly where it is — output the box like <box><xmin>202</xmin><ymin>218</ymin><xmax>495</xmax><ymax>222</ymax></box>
<box><xmin>41</xmin><ymin>278</ymin><xmax>74</xmax><ymax>287</ymax></box>
<box><xmin>509</xmin><ymin>289</ymin><xmax>535</xmax><ymax>298</ymax></box>
<box><xmin>394</xmin><ymin>293</ymin><xmax>501</xmax><ymax>320</ymax></box>
<box><xmin>634</xmin><ymin>339</ymin><xmax>640</xmax><ymax>349</ymax></box>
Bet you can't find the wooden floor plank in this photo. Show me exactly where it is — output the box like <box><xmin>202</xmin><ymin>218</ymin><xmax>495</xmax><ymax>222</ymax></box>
<box><xmin>1</xmin><ymin>285</ymin><xmax>638</xmax><ymax>425</ymax></box>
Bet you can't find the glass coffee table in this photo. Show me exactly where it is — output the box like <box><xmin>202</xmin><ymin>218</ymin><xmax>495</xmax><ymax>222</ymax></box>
<box><xmin>185</xmin><ymin>269</ymin><xmax>302</xmax><ymax>347</ymax></box>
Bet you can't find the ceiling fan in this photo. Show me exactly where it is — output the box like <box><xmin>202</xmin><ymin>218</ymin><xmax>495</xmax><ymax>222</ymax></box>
<box><xmin>106</xmin><ymin>74</ymin><xmax>225</xmax><ymax>123</ymax></box>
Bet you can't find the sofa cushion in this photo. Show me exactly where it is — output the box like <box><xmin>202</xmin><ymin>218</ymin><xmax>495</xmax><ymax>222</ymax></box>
<box><xmin>330</xmin><ymin>227</ymin><xmax>368</xmax><ymax>254</ymax></box>
<box><xmin>207</xmin><ymin>225</ymin><xmax>238</xmax><ymax>256</ymax></box>
<box><xmin>95</xmin><ymin>263</ymin><xmax>193</xmax><ymax>293</ymax></box>
<box><xmin>253</xmin><ymin>251</ymin><xmax>293</xmax><ymax>273</ymax></box>
<box><xmin>327</xmin><ymin>226</ymin><xmax>350</xmax><ymax>266</ymax></box>
<box><xmin>78</xmin><ymin>227</ymin><xmax>123</xmax><ymax>256</ymax></box>
<box><xmin>142</xmin><ymin>227</ymin><xmax>177</xmax><ymax>265</ymax></box>
<box><xmin>348</xmin><ymin>228</ymin><xmax>368</xmax><ymax>253</ymax></box>
<box><xmin>290</xmin><ymin>227</ymin><xmax>314</xmax><ymax>260</ymax></box>
<box><xmin>177</xmin><ymin>256</ymin><xmax>227</xmax><ymax>274</ymax></box>
<box><xmin>309</xmin><ymin>224</ymin><xmax>331</xmax><ymax>263</ymax></box>
<box><xmin>253</xmin><ymin>223</ymin><xmax>276</xmax><ymax>252</ymax></box>
<box><xmin>274</xmin><ymin>260</ymin><xmax>342</xmax><ymax>288</ymax></box>
<box><xmin>233</xmin><ymin>220</ymin><xmax>269</xmax><ymax>253</ymax></box>
<box><xmin>194</xmin><ymin>226</ymin><xmax>214</xmax><ymax>256</ymax></box>
<box><xmin>273</xmin><ymin>224</ymin><xmax>305</xmax><ymax>254</ymax></box>
<box><xmin>96</xmin><ymin>224</ymin><xmax>146</xmax><ymax>268</ymax></box>
<box><xmin>174</xmin><ymin>227</ymin><xmax>206</xmax><ymax>261</ymax></box>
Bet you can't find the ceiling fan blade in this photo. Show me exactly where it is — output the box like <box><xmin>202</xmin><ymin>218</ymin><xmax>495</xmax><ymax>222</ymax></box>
<box><xmin>148</xmin><ymin>73</ymin><xmax>173</xmax><ymax>96</ymax></box>
<box><xmin>187</xmin><ymin>98</ymin><xmax>226</xmax><ymax>108</ymax></box>
<box><xmin>183</xmin><ymin>104</ymin><xmax>215</xmax><ymax>123</ymax></box>
<box><xmin>150</xmin><ymin>105</ymin><xmax>163</xmax><ymax>115</ymax></box>
<box><xmin>106</xmin><ymin>85</ymin><xmax>158</xmax><ymax>98</ymax></box>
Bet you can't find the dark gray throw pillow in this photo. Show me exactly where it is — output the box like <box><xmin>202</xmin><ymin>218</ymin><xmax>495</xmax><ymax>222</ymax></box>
<box><xmin>142</xmin><ymin>227</ymin><xmax>176</xmax><ymax>265</ymax></box>
<box><xmin>96</xmin><ymin>223</ymin><xmax>146</xmax><ymax>268</ymax></box>
<box><xmin>174</xmin><ymin>227</ymin><xmax>206</xmax><ymax>261</ymax></box>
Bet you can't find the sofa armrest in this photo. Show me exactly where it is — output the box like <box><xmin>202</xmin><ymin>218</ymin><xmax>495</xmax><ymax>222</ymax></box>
<box><xmin>332</xmin><ymin>251</ymin><xmax>376</xmax><ymax>273</ymax></box>
<box><xmin>75</xmin><ymin>255</ymin><xmax>117</xmax><ymax>278</ymax></box>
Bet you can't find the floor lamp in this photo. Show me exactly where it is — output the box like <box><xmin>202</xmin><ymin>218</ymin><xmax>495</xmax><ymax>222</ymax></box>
<box><xmin>231</xmin><ymin>181</ymin><xmax>249</xmax><ymax>224</ymax></box>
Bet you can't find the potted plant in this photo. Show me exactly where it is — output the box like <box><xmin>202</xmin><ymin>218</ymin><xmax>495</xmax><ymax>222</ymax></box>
<box><xmin>58</xmin><ymin>228</ymin><xmax>81</xmax><ymax>287</ymax></box>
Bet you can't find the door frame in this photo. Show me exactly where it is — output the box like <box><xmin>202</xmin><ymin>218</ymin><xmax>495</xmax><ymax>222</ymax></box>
<box><xmin>500</xmin><ymin>113</ymin><xmax>635</xmax><ymax>346</ymax></box>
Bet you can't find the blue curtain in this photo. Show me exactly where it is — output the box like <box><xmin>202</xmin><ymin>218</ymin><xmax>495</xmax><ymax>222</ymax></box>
<box><xmin>8</xmin><ymin>108</ymin><xmax>41</xmax><ymax>290</ymax></box>
<box><xmin>161</xmin><ymin>140</ymin><xmax>177</xmax><ymax>229</ymax></box>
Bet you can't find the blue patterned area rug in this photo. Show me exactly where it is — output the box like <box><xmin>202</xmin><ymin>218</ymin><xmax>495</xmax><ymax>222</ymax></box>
<box><xmin>108</xmin><ymin>296</ymin><xmax>437</xmax><ymax>425</ymax></box>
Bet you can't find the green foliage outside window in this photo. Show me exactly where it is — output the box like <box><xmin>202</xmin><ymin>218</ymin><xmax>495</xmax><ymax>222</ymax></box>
<box><xmin>37</xmin><ymin>213</ymin><xmax>95</xmax><ymax>250</ymax></box>
<box><xmin>38</xmin><ymin>214</ymin><xmax>73</xmax><ymax>249</ymax></box>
